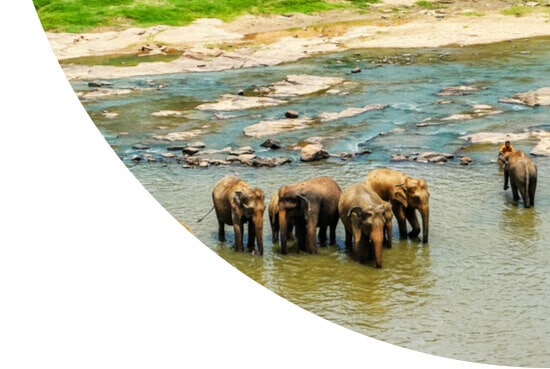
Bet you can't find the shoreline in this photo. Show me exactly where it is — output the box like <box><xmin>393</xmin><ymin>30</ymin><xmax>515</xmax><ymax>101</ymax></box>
<box><xmin>45</xmin><ymin>4</ymin><xmax>550</xmax><ymax>81</ymax></box>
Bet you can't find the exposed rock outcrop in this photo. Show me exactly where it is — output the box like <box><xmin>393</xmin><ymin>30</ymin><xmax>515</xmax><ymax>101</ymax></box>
<box><xmin>499</xmin><ymin>87</ymin><xmax>550</xmax><ymax>107</ymax></box>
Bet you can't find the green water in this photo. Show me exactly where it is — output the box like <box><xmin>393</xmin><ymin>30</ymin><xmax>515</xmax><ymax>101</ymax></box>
<box><xmin>75</xmin><ymin>37</ymin><xmax>550</xmax><ymax>367</ymax></box>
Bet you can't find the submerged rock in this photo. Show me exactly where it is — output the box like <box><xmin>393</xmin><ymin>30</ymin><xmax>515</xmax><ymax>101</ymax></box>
<box><xmin>317</xmin><ymin>104</ymin><xmax>388</xmax><ymax>122</ymax></box>
<box><xmin>243</xmin><ymin>118</ymin><xmax>314</xmax><ymax>138</ymax></box>
<box><xmin>256</xmin><ymin>74</ymin><xmax>345</xmax><ymax>97</ymax></box>
<box><xmin>436</xmin><ymin>85</ymin><xmax>484</xmax><ymax>96</ymax></box>
<box><xmin>260</xmin><ymin>138</ymin><xmax>281</xmax><ymax>149</ymax></box>
<box><xmin>499</xmin><ymin>87</ymin><xmax>550</xmax><ymax>107</ymax></box>
<box><xmin>300</xmin><ymin>144</ymin><xmax>330</xmax><ymax>162</ymax></box>
<box><xmin>195</xmin><ymin>94</ymin><xmax>286</xmax><ymax>111</ymax></box>
<box><xmin>152</xmin><ymin>129</ymin><xmax>205</xmax><ymax>141</ymax></box>
<box><xmin>531</xmin><ymin>138</ymin><xmax>550</xmax><ymax>156</ymax></box>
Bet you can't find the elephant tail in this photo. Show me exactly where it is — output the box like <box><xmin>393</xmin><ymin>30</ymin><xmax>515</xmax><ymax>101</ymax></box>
<box><xmin>197</xmin><ymin>205</ymin><xmax>215</xmax><ymax>223</ymax></box>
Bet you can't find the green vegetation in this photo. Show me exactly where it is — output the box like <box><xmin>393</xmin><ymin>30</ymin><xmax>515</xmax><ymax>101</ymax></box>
<box><xmin>501</xmin><ymin>5</ymin><xmax>534</xmax><ymax>17</ymax></box>
<box><xmin>414</xmin><ymin>0</ymin><xmax>444</xmax><ymax>10</ymax></box>
<box><xmin>34</xmin><ymin>0</ymin><xmax>379</xmax><ymax>33</ymax></box>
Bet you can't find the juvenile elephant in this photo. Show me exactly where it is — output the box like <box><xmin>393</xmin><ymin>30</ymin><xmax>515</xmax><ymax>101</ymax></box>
<box><xmin>268</xmin><ymin>192</ymin><xmax>294</xmax><ymax>244</ymax></box>
<box><xmin>365</xmin><ymin>168</ymin><xmax>430</xmax><ymax>243</ymax></box>
<box><xmin>212</xmin><ymin>175</ymin><xmax>265</xmax><ymax>255</ymax></box>
<box><xmin>502</xmin><ymin>150</ymin><xmax>537</xmax><ymax>208</ymax></box>
<box><xmin>338</xmin><ymin>183</ymin><xmax>393</xmax><ymax>268</ymax></box>
<box><xmin>277</xmin><ymin>176</ymin><xmax>342</xmax><ymax>254</ymax></box>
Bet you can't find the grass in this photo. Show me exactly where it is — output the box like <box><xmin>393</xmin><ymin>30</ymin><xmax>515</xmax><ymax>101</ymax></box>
<box><xmin>34</xmin><ymin>0</ymin><xmax>380</xmax><ymax>33</ymax></box>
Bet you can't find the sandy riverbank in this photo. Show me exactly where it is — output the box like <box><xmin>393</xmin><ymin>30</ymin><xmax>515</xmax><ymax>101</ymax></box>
<box><xmin>45</xmin><ymin>0</ymin><xmax>550</xmax><ymax>80</ymax></box>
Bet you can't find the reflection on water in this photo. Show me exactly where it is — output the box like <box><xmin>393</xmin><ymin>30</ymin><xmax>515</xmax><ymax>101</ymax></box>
<box><xmin>77</xmin><ymin>37</ymin><xmax>550</xmax><ymax>367</ymax></box>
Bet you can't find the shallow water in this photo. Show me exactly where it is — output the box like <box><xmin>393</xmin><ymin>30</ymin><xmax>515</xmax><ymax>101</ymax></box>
<box><xmin>75</xmin><ymin>37</ymin><xmax>550</xmax><ymax>367</ymax></box>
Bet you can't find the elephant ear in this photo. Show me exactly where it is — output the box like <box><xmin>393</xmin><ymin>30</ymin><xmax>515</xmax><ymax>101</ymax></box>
<box><xmin>393</xmin><ymin>184</ymin><xmax>408</xmax><ymax>207</ymax></box>
<box><xmin>232</xmin><ymin>191</ymin><xmax>244</xmax><ymax>208</ymax></box>
<box><xmin>297</xmin><ymin>194</ymin><xmax>311</xmax><ymax>213</ymax></box>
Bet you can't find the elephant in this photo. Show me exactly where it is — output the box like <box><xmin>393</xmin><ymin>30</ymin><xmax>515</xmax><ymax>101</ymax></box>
<box><xmin>268</xmin><ymin>192</ymin><xmax>294</xmax><ymax>244</ymax></box>
<box><xmin>502</xmin><ymin>150</ymin><xmax>537</xmax><ymax>208</ymax></box>
<box><xmin>212</xmin><ymin>175</ymin><xmax>265</xmax><ymax>255</ymax></box>
<box><xmin>338</xmin><ymin>183</ymin><xmax>393</xmax><ymax>268</ymax></box>
<box><xmin>277</xmin><ymin>176</ymin><xmax>342</xmax><ymax>254</ymax></box>
<box><xmin>365</xmin><ymin>168</ymin><xmax>430</xmax><ymax>243</ymax></box>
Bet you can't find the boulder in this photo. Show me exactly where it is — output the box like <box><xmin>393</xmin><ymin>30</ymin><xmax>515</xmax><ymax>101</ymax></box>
<box><xmin>256</xmin><ymin>74</ymin><xmax>345</xmax><ymax>97</ymax></box>
<box><xmin>531</xmin><ymin>138</ymin><xmax>550</xmax><ymax>156</ymax></box>
<box><xmin>243</xmin><ymin>118</ymin><xmax>313</xmax><ymax>138</ymax></box>
<box><xmin>152</xmin><ymin>129</ymin><xmax>205</xmax><ymax>141</ymax></box>
<box><xmin>285</xmin><ymin>110</ymin><xmax>300</xmax><ymax>118</ymax></box>
<box><xmin>436</xmin><ymin>85</ymin><xmax>484</xmax><ymax>96</ymax></box>
<box><xmin>499</xmin><ymin>87</ymin><xmax>550</xmax><ymax>107</ymax></box>
<box><xmin>415</xmin><ymin>152</ymin><xmax>454</xmax><ymax>163</ymax></box>
<box><xmin>195</xmin><ymin>94</ymin><xmax>286</xmax><ymax>111</ymax></box>
<box><xmin>151</xmin><ymin>110</ymin><xmax>186</xmax><ymax>117</ymax></box>
<box><xmin>300</xmin><ymin>144</ymin><xmax>330</xmax><ymax>162</ymax></box>
<box><xmin>317</xmin><ymin>104</ymin><xmax>388</xmax><ymax>122</ymax></box>
<box><xmin>260</xmin><ymin>138</ymin><xmax>281</xmax><ymax>149</ymax></box>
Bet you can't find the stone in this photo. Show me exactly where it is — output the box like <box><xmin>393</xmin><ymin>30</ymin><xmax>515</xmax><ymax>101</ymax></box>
<box><xmin>243</xmin><ymin>118</ymin><xmax>313</xmax><ymax>138</ymax></box>
<box><xmin>285</xmin><ymin>110</ymin><xmax>299</xmax><ymax>119</ymax></box>
<box><xmin>317</xmin><ymin>104</ymin><xmax>388</xmax><ymax>122</ymax></box>
<box><xmin>436</xmin><ymin>85</ymin><xmax>482</xmax><ymax>96</ymax></box>
<box><xmin>300</xmin><ymin>144</ymin><xmax>330</xmax><ymax>162</ymax></box>
<box><xmin>351</xmin><ymin>67</ymin><xmax>361</xmax><ymax>73</ymax></box>
<box><xmin>500</xmin><ymin>87</ymin><xmax>550</xmax><ymax>107</ymax></box>
<box><xmin>132</xmin><ymin>143</ymin><xmax>150</xmax><ymax>150</ymax></box>
<box><xmin>258</xmin><ymin>74</ymin><xmax>345</xmax><ymax>97</ymax></box>
<box><xmin>195</xmin><ymin>94</ymin><xmax>286</xmax><ymax>111</ymax></box>
<box><xmin>260</xmin><ymin>139</ymin><xmax>282</xmax><ymax>149</ymax></box>
<box><xmin>182</xmin><ymin>147</ymin><xmax>200</xmax><ymax>155</ymax></box>
<box><xmin>531</xmin><ymin>138</ymin><xmax>550</xmax><ymax>156</ymax></box>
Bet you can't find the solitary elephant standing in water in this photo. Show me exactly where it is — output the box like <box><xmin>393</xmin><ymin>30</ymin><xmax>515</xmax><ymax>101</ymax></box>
<box><xmin>212</xmin><ymin>175</ymin><xmax>265</xmax><ymax>255</ymax></box>
<box><xmin>502</xmin><ymin>150</ymin><xmax>537</xmax><ymax>208</ymax></box>
<box><xmin>365</xmin><ymin>168</ymin><xmax>430</xmax><ymax>243</ymax></box>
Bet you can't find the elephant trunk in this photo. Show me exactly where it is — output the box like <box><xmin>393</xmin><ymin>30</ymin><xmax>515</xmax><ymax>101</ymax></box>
<box><xmin>420</xmin><ymin>206</ymin><xmax>429</xmax><ymax>243</ymax></box>
<box><xmin>279</xmin><ymin>209</ymin><xmax>288</xmax><ymax>254</ymax></box>
<box><xmin>371</xmin><ymin>219</ymin><xmax>384</xmax><ymax>268</ymax></box>
<box><xmin>253</xmin><ymin>211</ymin><xmax>264</xmax><ymax>255</ymax></box>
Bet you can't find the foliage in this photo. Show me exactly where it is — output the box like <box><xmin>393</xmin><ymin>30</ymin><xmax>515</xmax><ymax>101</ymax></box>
<box><xmin>501</xmin><ymin>5</ymin><xmax>534</xmax><ymax>17</ymax></box>
<box><xmin>33</xmin><ymin>0</ymin><xmax>380</xmax><ymax>32</ymax></box>
<box><xmin>414</xmin><ymin>0</ymin><xmax>444</xmax><ymax>10</ymax></box>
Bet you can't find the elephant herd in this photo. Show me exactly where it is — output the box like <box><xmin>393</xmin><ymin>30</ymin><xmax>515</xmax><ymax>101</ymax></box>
<box><xmin>210</xmin><ymin>148</ymin><xmax>538</xmax><ymax>268</ymax></box>
<box><xmin>211</xmin><ymin>168</ymin><xmax>430</xmax><ymax>268</ymax></box>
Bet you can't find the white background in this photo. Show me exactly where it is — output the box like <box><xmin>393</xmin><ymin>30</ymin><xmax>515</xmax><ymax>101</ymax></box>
<box><xmin>0</xmin><ymin>2</ymin><xmax>497</xmax><ymax>368</ymax></box>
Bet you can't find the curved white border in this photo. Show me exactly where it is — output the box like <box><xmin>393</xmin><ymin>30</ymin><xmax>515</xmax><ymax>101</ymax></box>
<box><xmin>0</xmin><ymin>2</ymin><xmax>500</xmax><ymax>368</ymax></box>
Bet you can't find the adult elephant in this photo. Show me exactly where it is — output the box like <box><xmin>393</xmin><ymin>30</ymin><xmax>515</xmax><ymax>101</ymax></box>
<box><xmin>502</xmin><ymin>150</ymin><xmax>537</xmax><ymax>208</ymax></box>
<box><xmin>212</xmin><ymin>175</ymin><xmax>265</xmax><ymax>255</ymax></box>
<box><xmin>338</xmin><ymin>183</ymin><xmax>393</xmax><ymax>268</ymax></box>
<box><xmin>365</xmin><ymin>168</ymin><xmax>430</xmax><ymax>243</ymax></box>
<box><xmin>277</xmin><ymin>176</ymin><xmax>342</xmax><ymax>254</ymax></box>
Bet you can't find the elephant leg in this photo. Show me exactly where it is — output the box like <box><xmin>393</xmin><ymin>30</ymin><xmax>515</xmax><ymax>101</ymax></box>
<box><xmin>247</xmin><ymin>221</ymin><xmax>256</xmax><ymax>250</ymax></box>
<box><xmin>306</xmin><ymin>213</ymin><xmax>319</xmax><ymax>254</ymax></box>
<box><xmin>329</xmin><ymin>221</ymin><xmax>337</xmax><ymax>245</ymax></box>
<box><xmin>271</xmin><ymin>216</ymin><xmax>279</xmax><ymax>244</ymax></box>
<box><xmin>344</xmin><ymin>228</ymin><xmax>353</xmax><ymax>252</ymax></box>
<box><xmin>233</xmin><ymin>223</ymin><xmax>244</xmax><ymax>251</ymax></box>
<box><xmin>295</xmin><ymin>223</ymin><xmax>306</xmax><ymax>253</ymax></box>
<box><xmin>530</xmin><ymin>177</ymin><xmax>537</xmax><ymax>206</ymax></box>
<box><xmin>511</xmin><ymin>182</ymin><xmax>520</xmax><ymax>203</ymax></box>
<box><xmin>393</xmin><ymin>204</ymin><xmax>408</xmax><ymax>239</ymax></box>
<box><xmin>406</xmin><ymin>207</ymin><xmax>421</xmax><ymax>238</ymax></box>
<box><xmin>318</xmin><ymin>225</ymin><xmax>327</xmax><ymax>247</ymax></box>
<box><xmin>217</xmin><ymin>220</ymin><xmax>226</xmax><ymax>243</ymax></box>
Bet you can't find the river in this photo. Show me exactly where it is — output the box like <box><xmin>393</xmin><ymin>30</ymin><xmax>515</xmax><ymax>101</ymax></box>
<box><xmin>71</xmin><ymin>36</ymin><xmax>550</xmax><ymax>367</ymax></box>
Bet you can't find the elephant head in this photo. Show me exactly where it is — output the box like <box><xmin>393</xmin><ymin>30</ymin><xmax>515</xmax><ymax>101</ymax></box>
<box><xmin>277</xmin><ymin>186</ymin><xmax>311</xmax><ymax>254</ymax></box>
<box><xmin>231</xmin><ymin>188</ymin><xmax>265</xmax><ymax>253</ymax></box>
<box><xmin>348</xmin><ymin>204</ymin><xmax>387</xmax><ymax>268</ymax></box>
